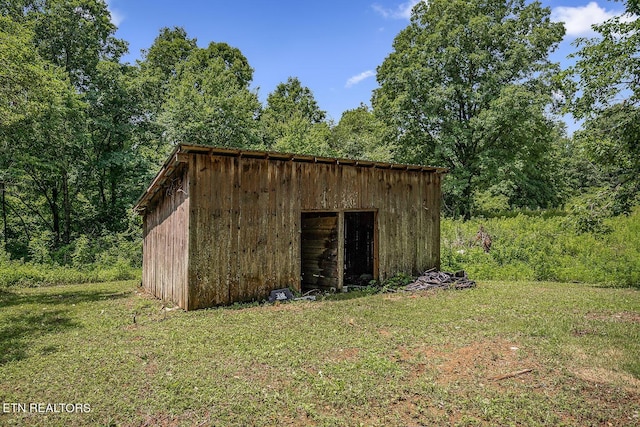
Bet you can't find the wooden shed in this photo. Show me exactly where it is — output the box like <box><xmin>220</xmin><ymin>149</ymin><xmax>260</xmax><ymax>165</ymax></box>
<box><xmin>134</xmin><ymin>144</ymin><xmax>447</xmax><ymax>310</ymax></box>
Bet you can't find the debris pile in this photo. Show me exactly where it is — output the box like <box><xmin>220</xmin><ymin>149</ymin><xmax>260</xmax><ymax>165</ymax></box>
<box><xmin>405</xmin><ymin>269</ymin><xmax>476</xmax><ymax>291</ymax></box>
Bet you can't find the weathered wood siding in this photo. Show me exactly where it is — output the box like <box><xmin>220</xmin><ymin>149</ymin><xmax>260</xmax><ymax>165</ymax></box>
<box><xmin>187</xmin><ymin>154</ymin><xmax>300</xmax><ymax>309</ymax></box>
<box><xmin>185</xmin><ymin>154</ymin><xmax>441</xmax><ymax>309</ymax></box>
<box><xmin>296</xmin><ymin>162</ymin><xmax>441</xmax><ymax>281</ymax></box>
<box><xmin>141</xmin><ymin>169</ymin><xmax>189</xmax><ymax>308</ymax></box>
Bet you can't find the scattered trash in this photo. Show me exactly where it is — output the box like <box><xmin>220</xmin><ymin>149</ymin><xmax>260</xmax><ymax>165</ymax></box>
<box><xmin>405</xmin><ymin>269</ymin><xmax>476</xmax><ymax>291</ymax></box>
<box><xmin>268</xmin><ymin>288</ymin><xmax>294</xmax><ymax>302</ymax></box>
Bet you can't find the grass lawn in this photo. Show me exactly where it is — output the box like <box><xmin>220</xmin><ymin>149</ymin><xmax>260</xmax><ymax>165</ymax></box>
<box><xmin>0</xmin><ymin>280</ymin><xmax>639</xmax><ymax>426</ymax></box>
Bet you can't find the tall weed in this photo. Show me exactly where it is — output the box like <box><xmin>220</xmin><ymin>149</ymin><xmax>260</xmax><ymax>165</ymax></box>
<box><xmin>442</xmin><ymin>207</ymin><xmax>640</xmax><ymax>286</ymax></box>
<box><xmin>0</xmin><ymin>233</ymin><xmax>141</xmax><ymax>288</ymax></box>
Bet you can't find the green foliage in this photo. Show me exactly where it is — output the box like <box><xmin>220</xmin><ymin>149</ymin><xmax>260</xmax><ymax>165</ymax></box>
<box><xmin>378</xmin><ymin>271</ymin><xmax>414</xmax><ymax>292</ymax></box>
<box><xmin>1</xmin><ymin>1</ymin><xmax>141</xmax><ymax>253</ymax></box>
<box><xmin>566</xmin><ymin>4</ymin><xmax>640</xmax><ymax>216</ymax></box>
<box><xmin>441</xmin><ymin>207</ymin><xmax>640</xmax><ymax>286</ymax></box>
<box><xmin>566</xmin><ymin>189</ymin><xmax>616</xmax><ymax>234</ymax></box>
<box><xmin>135</xmin><ymin>27</ymin><xmax>198</xmax><ymax>161</ymax></box>
<box><xmin>0</xmin><ymin>258</ymin><xmax>139</xmax><ymax>288</ymax></box>
<box><xmin>331</xmin><ymin>104</ymin><xmax>392</xmax><ymax>162</ymax></box>
<box><xmin>260</xmin><ymin>77</ymin><xmax>333</xmax><ymax>155</ymax></box>
<box><xmin>31</xmin><ymin>0</ymin><xmax>126</xmax><ymax>87</ymax></box>
<box><xmin>570</xmin><ymin>105</ymin><xmax>640</xmax><ymax>216</ymax></box>
<box><xmin>373</xmin><ymin>0</ymin><xmax>566</xmax><ymax>218</ymax></box>
<box><xmin>0</xmin><ymin>215</ymin><xmax>142</xmax><ymax>287</ymax></box>
<box><xmin>160</xmin><ymin>42</ymin><xmax>261</xmax><ymax>148</ymax></box>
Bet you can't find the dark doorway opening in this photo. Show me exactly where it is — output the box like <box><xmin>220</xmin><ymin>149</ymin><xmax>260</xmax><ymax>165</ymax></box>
<box><xmin>344</xmin><ymin>211</ymin><xmax>376</xmax><ymax>286</ymax></box>
<box><xmin>301</xmin><ymin>212</ymin><xmax>338</xmax><ymax>291</ymax></box>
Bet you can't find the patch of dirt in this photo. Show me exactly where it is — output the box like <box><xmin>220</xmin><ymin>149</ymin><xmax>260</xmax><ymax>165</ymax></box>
<box><xmin>586</xmin><ymin>311</ymin><xmax>640</xmax><ymax>323</ymax></box>
<box><xmin>396</xmin><ymin>338</ymin><xmax>537</xmax><ymax>385</ymax></box>
<box><xmin>436</xmin><ymin>339</ymin><xmax>534</xmax><ymax>384</ymax></box>
<box><xmin>331</xmin><ymin>347</ymin><xmax>360</xmax><ymax>362</ymax></box>
<box><xmin>144</xmin><ymin>358</ymin><xmax>158</xmax><ymax>377</ymax></box>
<box><xmin>572</xmin><ymin>367</ymin><xmax>640</xmax><ymax>394</ymax></box>
<box><xmin>377</xmin><ymin>328</ymin><xmax>392</xmax><ymax>338</ymax></box>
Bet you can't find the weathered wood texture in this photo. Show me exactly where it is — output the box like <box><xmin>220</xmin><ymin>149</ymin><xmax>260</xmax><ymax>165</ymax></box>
<box><xmin>141</xmin><ymin>169</ymin><xmax>189</xmax><ymax>308</ymax></box>
<box><xmin>138</xmin><ymin>145</ymin><xmax>443</xmax><ymax>310</ymax></box>
<box><xmin>301</xmin><ymin>213</ymin><xmax>339</xmax><ymax>290</ymax></box>
<box><xmin>187</xmin><ymin>154</ymin><xmax>300</xmax><ymax>309</ymax></box>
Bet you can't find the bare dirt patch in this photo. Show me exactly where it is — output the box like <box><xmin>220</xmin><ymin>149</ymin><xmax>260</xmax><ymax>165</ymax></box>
<box><xmin>396</xmin><ymin>338</ymin><xmax>537</xmax><ymax>385</ymax></box>
<box><xmin>586</xmin><ymin>311</ymin><xmax>640</xmax><ymax>323</ymax></box>
<box><xmin>572</xmin><ymin>367</ymin><xmax>640</xmax><ymax>394</ymax></box>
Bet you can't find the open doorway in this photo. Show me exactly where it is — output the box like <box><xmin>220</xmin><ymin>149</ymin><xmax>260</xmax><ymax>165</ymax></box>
<box><xmin>344</xmin><ymin>211</ymin><xmax>376</xmax><ymax>286</ymax></box>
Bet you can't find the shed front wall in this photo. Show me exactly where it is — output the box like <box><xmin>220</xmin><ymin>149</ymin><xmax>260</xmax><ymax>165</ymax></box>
<box><xmin>187</xmin><ymin>153</ymin><xmax>441</xmax><ymax>309</ymax></box>
<box><xmin>141</xmin><ymin>168</ymin><xmax>190</xmax><ymax>308</ymax></box>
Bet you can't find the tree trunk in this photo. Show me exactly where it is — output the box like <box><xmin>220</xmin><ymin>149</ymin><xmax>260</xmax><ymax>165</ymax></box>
<box><xmin>62</xmin><ymin>170</ymin><xmax>71</xmax><ymax>244</ymax></box>
<box><xmin>1</xmin><ymin>181</ymin><xmax>7</xmax><ymax>250</ymax></box>
<box><xmin>51</xmin><ymin>186</ymin><xmax>60</xmax><ymax>246</ymax></box>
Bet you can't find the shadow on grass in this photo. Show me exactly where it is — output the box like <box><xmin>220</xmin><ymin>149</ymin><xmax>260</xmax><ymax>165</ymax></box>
<box><xmin>0</xmin><ymin>309</ymin><xmax>78</xmax><ymax>365</ymax></box>
<box><xmin>0</xmin><ymin>287</ymin><xmax>131</xmax><ymax>309</ymax></box>
<box><xmin>0</xmin><ymin>287</ymin><xmax>131</xmax><ymax>365</ymax></box>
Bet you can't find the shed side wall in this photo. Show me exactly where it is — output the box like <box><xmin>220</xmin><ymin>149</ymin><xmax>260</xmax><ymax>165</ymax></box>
<box><xmin>142</xmin><ymin>168</ymin><xmax>189</xmax><ymax>309</ymax></box>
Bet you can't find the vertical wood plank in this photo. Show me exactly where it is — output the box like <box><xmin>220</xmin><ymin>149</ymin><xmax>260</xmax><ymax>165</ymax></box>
<box><xmin>337</xmin><ymin>210</ymin><xmax>344</xmax><ymax>291</ymax></box>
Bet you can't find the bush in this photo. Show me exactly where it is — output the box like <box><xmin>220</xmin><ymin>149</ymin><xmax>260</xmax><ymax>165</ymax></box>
<box><xmin>0</xmin><ymin>228</ymin><xmax>142</xmax><ymax>288</ymax></box>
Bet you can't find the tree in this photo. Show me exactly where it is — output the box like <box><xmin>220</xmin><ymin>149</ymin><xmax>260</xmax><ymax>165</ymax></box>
<box><xmin>372</xmin><ymin>0</ymin><xmax>565</xmax><ymax>218</ymax></box>
<box><xmin>260</xmin><ymin>77</ymin><xmax>332</xmax><ymax>155</ymax></box>
<box><xmin>141</xmin><ymin>27</ymin><xmax>197</xmax><ymax>81</ymax></box>
<box><xmin>31</xmin><ymin>0</ymin><xmax>127</xmax><ymax>89</ymax></box>
<box><xmin>0</xmin><ymin>14</ymin><xmax>84</xmax><ymax>250</ymax></box>
<box><xmin>331</xmin><ymin>104</ymin><xmax>392</xmax><ymax>161</ymax></box>
<box><xmin>0</xmin><ymin>15</ymin><xmax>50</xmax><ymax>128</ymax></box>
<box><xmin>134</xmin><ymin>27</ymin><xmax>199</xmax><ymax>165</ymax></box>
<box><xmin>567</xmin><ymin>1</ymin><xmax>639</xmax><ymax>212</ymax></box>
<box><xmin>2</xmin><ymin>0</ymin><xmax>133</xmax><ymax>255</ymax></box>
<box><xmin>82</xmin><ymin>61</ymin><xmax>148</xmax><ymax>232</ymax></box>
<box><xmin>160</xmin><ymin>42</ymin><xmax>261</xmax><ymax>148</ymax></box>
<box><xmin>138</xmin><ymin>27</ymin><xmax>197</xmax><ymax>112</ymax></box>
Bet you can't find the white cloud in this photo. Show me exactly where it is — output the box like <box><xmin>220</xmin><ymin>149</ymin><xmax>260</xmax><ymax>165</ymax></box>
<box><xmin>346</xmin><ymin>70</ymin><xmax>375</xmax><ymax>88</ymax></box>
<box><xmin>105</xmin><ymin>0</ymin><xmax>124</xmax><ymax>26</ymax></box>
<box><xmin>551</xmin><ymin>2</ymin><xmax>619</xmax><ymax>36</ymax></box>
<box><xmin>372</xmin><ymin>0</ymin><xmax>422</xmax><ymax>20</ymax></box>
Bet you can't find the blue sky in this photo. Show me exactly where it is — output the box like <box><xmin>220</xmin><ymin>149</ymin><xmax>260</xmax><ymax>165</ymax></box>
<box><xmin>107</xmin><ymin>0</ymin><xmax>628</xmax><ymax>130</ymax></box>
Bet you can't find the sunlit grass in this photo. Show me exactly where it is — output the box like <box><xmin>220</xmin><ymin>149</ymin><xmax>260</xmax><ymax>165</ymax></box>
<box><xmin>0</xmin><ymin>280</ymin><xmax>639</xmax><ymax>426</ymax></box>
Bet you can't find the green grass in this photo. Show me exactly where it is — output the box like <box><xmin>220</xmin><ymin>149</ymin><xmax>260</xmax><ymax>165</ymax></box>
<box><xmin>1</xmin><ymin>280</ymin><xmax>639</xmax><ymax>426</ymax></box>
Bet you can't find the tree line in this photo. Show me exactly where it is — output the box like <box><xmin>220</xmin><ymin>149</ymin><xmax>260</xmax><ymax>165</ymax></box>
<box><xmin>1</xmin><ymin>0</ymin><xmax>638</xmax><ymax>264</ymax></box>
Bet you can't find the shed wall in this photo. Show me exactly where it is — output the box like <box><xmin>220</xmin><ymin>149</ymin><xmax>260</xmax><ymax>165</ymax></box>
<box><xmin>141</xmin><ymin>168</ymin><xmax>190</xmax><ymax>308</ymax></box>
<box><xmin>187</xmin><ymin>154</ymin><xmax>301</xmax><ymax>309</ymax></box>
<box><xmin>186</xmin><ymin>154</ymin><xmax>441</xmax><ymax>309</ymax></box>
